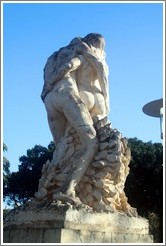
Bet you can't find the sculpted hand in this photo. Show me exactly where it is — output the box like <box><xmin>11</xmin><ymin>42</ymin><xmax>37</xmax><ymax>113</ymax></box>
<box><xmin>74</xmin><ymin>39</ymin><xmax>92</xmax><ymax>54</ymax></box>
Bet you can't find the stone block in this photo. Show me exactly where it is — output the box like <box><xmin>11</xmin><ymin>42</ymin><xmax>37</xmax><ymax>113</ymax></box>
<box><xmin>111</xmin><ymin>232</ymin><xmax>153</xmax><ymax>243</ymax></box>
<box><xmin>3</xmin><ymin>205</ymin><xmax>153</xmax><ymax>243</ymax></box>
<box><xmin>43</xmin><ymin>228</ymin><xmax>61</xmax><ymax>243</ymax></box>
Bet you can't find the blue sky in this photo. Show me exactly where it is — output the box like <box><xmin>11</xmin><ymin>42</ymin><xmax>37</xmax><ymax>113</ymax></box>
<box><xmin>2</xmin><ymin>1</ymin><xmax>164</xmax><ymax>172</ymax></box>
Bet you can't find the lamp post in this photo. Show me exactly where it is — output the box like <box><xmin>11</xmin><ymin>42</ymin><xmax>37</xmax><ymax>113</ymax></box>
<box><xmin>142</xmin><ymin>98</ymin><xmax>163</xmax><ymax>139</ymax></box>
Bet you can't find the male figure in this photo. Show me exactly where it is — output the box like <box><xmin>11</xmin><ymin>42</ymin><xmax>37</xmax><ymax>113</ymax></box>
<box><xmin>41</xmin><ymin>33</ymin><xmax>109</xmax><ymax>204</ymax></box>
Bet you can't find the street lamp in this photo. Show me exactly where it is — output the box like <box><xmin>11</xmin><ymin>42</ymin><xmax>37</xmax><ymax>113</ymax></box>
<box><xmin>142</xmin><ymin>98</ymin><xmax>163</xmax><ymax>139</ymax></box>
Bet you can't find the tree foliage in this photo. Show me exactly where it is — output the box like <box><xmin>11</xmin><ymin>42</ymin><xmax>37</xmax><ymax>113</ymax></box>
<box><xmin>4</xmin><ymin>142</ymin><xmax>55</xmax><ymax>206</ymax></box>
<box><xmin>125</xmin><ymin>138</ymin><xmax>163</xmax><ymax>215</ymax></box>
<box><xmin>3</xmin><ymin>143</ymin><xmax>10</xmax><ymax>187</ymax></box>
<box><xmin>125</xmin><ymin>138</ymin><xmax>163</xmax><ymax>242</ymax></box>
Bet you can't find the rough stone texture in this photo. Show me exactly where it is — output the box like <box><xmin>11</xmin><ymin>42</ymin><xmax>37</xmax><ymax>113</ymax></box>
<box><xmin>3</xmin><ymin>204</ymin><xmax>153</xmax><ymax>243</ymax></box>
<box><xmin>35</xmin><ymin>117</ymin><xmax>137</xmax><ymax>216</ymax></box>
<box><xmin>4</xmin><ymin>229</ymin><xmax>153</xmax><ymax>243</ymax></box>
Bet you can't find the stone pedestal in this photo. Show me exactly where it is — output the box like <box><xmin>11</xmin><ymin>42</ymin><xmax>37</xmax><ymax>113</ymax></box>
<box><xmin>4</xmin><ymin>204</ymin><xmax>153</xmax><ymax>243</ymax></box>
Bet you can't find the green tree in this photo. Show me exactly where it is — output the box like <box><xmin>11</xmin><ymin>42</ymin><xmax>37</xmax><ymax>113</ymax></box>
<box><xmin>3</xmin><ymin>143</ymin><xmax>10</xmax><ymax>187</ymax></box>
<box><xmin>4</xmin><ymin>142</ymin><xmax>55</xmax><ymax>206</ymax></box>
<box><xmin>125</xmin><ymin>138</ymin><xmax>163</xmax><ymax>242</ymax></box>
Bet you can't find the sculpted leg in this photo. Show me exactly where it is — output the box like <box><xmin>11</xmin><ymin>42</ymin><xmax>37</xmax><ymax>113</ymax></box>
<box><xmin>44</xmin><ymin>93</ymin><xmax>67</xmax><ymax>145</ymax></box>
<box><xmin>47</xmin><ymin>111</ymin><xmax>67</xmax><ymax>146</ymax></box>
<box><xmin>53</xmin><ymin>93</ymin><xmax>98</xmax><ymax>204</ymax></box>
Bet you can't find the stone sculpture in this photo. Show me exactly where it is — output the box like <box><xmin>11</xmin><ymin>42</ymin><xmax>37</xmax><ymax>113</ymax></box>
<box><xmin>35</xmin><ymin>33</ymin><xmax>137</xmax><ymax>216</ymax></box>
<box><xmin>4</xmin><ymin>33</ymin><xmax>154</xmax><ymax>243</ymax></box>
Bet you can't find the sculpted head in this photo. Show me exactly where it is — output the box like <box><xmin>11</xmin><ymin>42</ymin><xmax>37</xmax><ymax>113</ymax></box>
<box><xmin>82</xmin><ymin>33</ymin><xmax>105</xmax><ymax>50</ymax></box>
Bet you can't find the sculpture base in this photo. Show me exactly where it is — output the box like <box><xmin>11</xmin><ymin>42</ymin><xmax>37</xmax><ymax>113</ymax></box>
<box><xmin>4</xmin><ymin>203</ymin><xmax>153</xmax><ymax>243</ymax></box>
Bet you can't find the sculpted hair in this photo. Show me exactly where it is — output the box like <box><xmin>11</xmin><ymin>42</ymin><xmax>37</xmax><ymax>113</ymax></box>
<box><xmin>82</xmin><ymin>33</ymin><xmax>105</xmax><ymax>50</ymax></box>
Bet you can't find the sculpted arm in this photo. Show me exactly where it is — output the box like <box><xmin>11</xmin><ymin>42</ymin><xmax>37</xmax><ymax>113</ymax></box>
<box><xmin>41</xmin><ymin>55</ymin><xmax>82</xmax><ymax>100</ymax></box>
<box><xmin>46</xmin><ymin>57</ymin><xmax>82</xmax><ymax>84</ymax></box>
